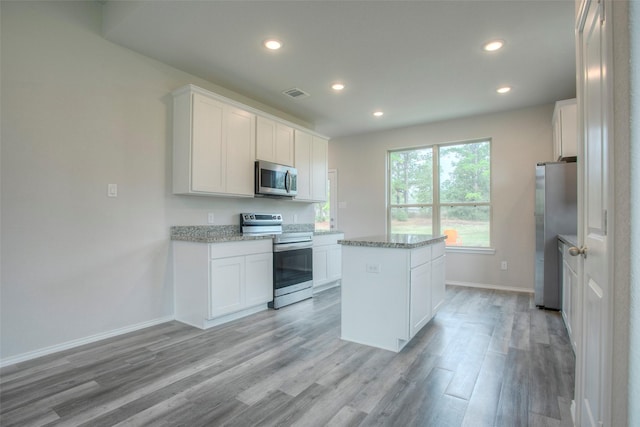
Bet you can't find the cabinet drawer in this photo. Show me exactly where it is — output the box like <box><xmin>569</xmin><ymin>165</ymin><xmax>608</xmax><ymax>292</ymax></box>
<box><xmin>411</xmin><ymin>246</ymin><xmax>432</xmax><ymax>268</ymax></box>
<box><xmin>313</xmin><ymin>233</ymin><xmax>344</xmax><ymax>247</ymax></box>
<box><xmin>209</xmin><ymin>240</ymin><xmax>272</xmax><ymax>259</ymax></box>
<box><xmin>431</xmin><ymin>241</ymin><xmax>445</xmax><ymax>258</ymax></box>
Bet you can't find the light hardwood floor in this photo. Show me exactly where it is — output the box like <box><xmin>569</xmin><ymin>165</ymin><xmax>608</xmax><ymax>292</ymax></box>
<box><xmin>0</xmin><ymin>286</ymin><xmax>575</xmax><ymax>427</ymax></box>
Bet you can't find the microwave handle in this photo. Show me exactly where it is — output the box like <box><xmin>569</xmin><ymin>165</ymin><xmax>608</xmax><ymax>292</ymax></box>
<box><xmin>285</xmin><ymin>170</ymin><xmax>290</xmax><ymax>193</ymax></box>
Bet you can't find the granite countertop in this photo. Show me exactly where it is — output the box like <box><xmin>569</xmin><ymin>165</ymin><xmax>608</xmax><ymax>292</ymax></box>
<box><xmin>171</xmin><ymin>225</ymin><xmax>272</xmax><ymax>243</ymax></box>
<box><xmin>339</xmin><ymin>234</ymin><xmax>446</xmax><ymax>249</ymax></box>
<box><xmin>313</xmin><ymin>230</ymin><xmax>345</xmax><ymax>236</ymax></box>
<box><xmin>558</xmin><ymin>234</ymin><xmax>578</xmax><ymax>247</ymax></box>
<box><xmin>171</xmin><ymin>224</ymin><xmax>343</xmax><ymax>243</ymax></box>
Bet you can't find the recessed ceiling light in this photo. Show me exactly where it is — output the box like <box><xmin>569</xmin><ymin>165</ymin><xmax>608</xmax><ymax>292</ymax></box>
<box><xmin>331</xmin><ymin>83</ymin><xmax>345</xmax><ymax>91</ymax></box>
<box><xmin>497</xmin><ymin>86</ymin><xmax>512</xmax><ymax>94</ymax></box>
<box><xmin>373</xmin><ymin>111</ymin><xmax>384</xmax><ymax>117</ymax></box>
<box><xmin>483</xmin><ymin>40</ymin><xmax>505</xmax><ymax>52</ymax></box>
<box><xmin>263</xmin><ymin>39</ymin><xmax>282</xmax><ymax>50</ymax></box>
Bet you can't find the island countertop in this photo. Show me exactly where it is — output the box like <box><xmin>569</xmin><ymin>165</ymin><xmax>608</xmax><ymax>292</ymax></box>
<box><xmin>338</xmin><ymin>234</ymin><xmax>446</xmax><ymax>249</ymax></box>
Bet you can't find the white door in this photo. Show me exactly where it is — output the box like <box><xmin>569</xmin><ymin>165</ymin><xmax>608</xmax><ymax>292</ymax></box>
<box><xmin>576</xmin><ymin>0</ymin><xmax>612</xmax><ymax>425</ymax></box>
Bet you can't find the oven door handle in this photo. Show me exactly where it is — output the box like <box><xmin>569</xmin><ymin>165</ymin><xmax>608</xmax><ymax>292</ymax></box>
<box><xmin>273</xmin><ymin>242</ymin><xmax>313</xmax><ymax>252</ymax></box>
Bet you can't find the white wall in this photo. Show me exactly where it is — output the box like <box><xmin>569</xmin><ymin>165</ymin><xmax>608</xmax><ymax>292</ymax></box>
<box><xmin>329</xmin><ymin>104</ymin><xmax>555</xmax><ymax>291</ymax></box>
<box><xmin>629</xmin><ymin>1</ymin><xmax>639</xmax><ymax>423</ymax></box>
<box><xmin>0</xmin><ymin>1</ymin><xmax>314</xmax><ymax>362</ymax></box>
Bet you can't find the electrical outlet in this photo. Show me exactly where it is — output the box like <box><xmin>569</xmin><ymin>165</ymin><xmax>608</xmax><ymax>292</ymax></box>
<box><xmin>366</xmin><ymin>263</ymin><xmax>381</xmax><ymax>274</ymax></box>
<box><xmin>293</xmin><ymin>214</ymin><xmax>298</xmax><ymax>224</ymax></box>
<box><xmin>501</xmin><ymin>261</ymin><xmax>508</xmax><ymax>271</ymax></box>
<box><xmin>207</xmin><ymin>213</ymin><xmax>215</xmax><ymax>224</ymax></box>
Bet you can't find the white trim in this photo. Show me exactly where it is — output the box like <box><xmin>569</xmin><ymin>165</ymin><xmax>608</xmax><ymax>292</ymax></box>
<box><xmin>0</xmin><ymin>315</ymin><xmax>174</xmax><ymax>368</ymax></box>
<box><xmin>313</xmin><ymin>281</ymin><xmax>341</xmax><ymax>294</ymax></box>
<box><xmin>447</xmin><ymin>280</ymin><xmax>533</xmax><ymax>294</ymax></box>
<box><xmin>200</xmin><ymin>304</ymin><xmax>268</xmax><ymax>329</ymax></box>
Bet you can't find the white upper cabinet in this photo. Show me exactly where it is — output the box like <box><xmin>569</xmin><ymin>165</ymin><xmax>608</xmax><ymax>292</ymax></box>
<box><xmin>294</xmin><ymin>129</ymin><xmax>328</xmax><ymax>202</ymax></box>
<box><xmin>173</xmin><ymin>84</ymin><xmax>328</xmax><ymax>199</ymax></box>
<box><xmin>552</xmin><ymin>98</ymin><xmax>577</xmax><ymax>160</ymax></box>
<box><xmin>173</xmin><ymin>86</ymin><xmax>255</xmax><ymax>197</ymax></box>
<box><xmin>256</xmin><ymin>116</ymin><xmax>294</xmax><ymax>166</ymax></box>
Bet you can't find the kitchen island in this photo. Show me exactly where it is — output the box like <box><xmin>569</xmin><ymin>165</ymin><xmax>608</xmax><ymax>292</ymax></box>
<box><xmin>339</xmin><ymin>234</ymin><xmax>446</xmax><ymax>352</ymax></box>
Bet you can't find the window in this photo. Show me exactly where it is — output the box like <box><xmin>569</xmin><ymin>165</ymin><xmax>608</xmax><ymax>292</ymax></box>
<box><xmin>388</xmin><ymin>140</ymin><xmax>491</xmax><ymax>247</ymax></box>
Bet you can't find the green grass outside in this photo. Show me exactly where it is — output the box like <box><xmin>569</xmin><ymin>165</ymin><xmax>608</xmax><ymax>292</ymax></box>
<box><xmin>391</xmin><ymin>218</ymin><xmax>490</xmax><ymax>247</ymax></box>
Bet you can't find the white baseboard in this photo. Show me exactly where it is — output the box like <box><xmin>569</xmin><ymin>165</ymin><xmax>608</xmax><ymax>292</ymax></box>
<box><xmin>312</xmin><ymin>280</ymin><xmax>341</xmax><ymax>294</ymax></box>
<box><xmin>0</xmin><ymin>315</ymin><xmax>174</xmax><ymax>368</ymax></box>
<box><xmin>447</xmin><ymin>280</ymin><xmax>534</xmax><ymax>294</ymax></box>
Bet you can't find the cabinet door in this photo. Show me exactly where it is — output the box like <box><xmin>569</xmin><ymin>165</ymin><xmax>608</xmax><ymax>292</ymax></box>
<box><xmin>245</xmin><ymin>252</ymin><xmax>273</xmax><ymax>306</ymax></box>
<box><xmin>256</xmin><ymin>117</ymin><xmax>294</xmax><ymax>166</ymax></box>
<box><xmin>312</xmin><ymin>245</ymin><xmax>329</xmax><ymax>286</ymax></box>
<box><xmin>326</xmin><ymin>244</ymin><xmax>342</xmax><ymax>282</ymax></box>
<box><xmin>275</xmin><ymin>123</ymin><xmax>294</xmax><ymax>166</ymax></box>
<box><xmin>431</xmin><ymin>255</ymin><xmax>446</xmax><ymax>313</ymax></box>
<box><xmin>225</xmin><ymin>106</ymin><xmax>255</xmax><ymax>196</ymax></box>
<box><xmin>569</xmin><ymin>260</ymin><xmax>579</xmax><ymax>352</ymax></box>
<box><xmin>311</xmin><ymin>136</ymin><xmax>328</xmax><ymax>202</ymax></box>
<box><xmin>294</xmin><ymin>130</ymin><xmax>313</xmax><ymax>200</ymax></box>
<box><xmin>410</xmin><ymin>262</ymin><xmax>432</xmax><ymax>338</ymax></box>
<box><xmin>562</xmin><ymin>257</ymin><xmax>573</xmax><ymax>337</ymax></box>
<box><xmin>560</xmin><ymin>103</ymin><xmax>577</xmax><ymax>157</ymax></box>
<box><xmin>210</xmin><ymin>256</ymin><xmax>244</xmax><ymax>318</ymax></box>
<box><xmin>256</xmin><ymin>116</ymin><xmax>276</xmax><ymax>162</ymax></box>
<box><xmin>191</xmin><ymin>93</ymin><xmax>225</xmax><ymax>193</ymax></box>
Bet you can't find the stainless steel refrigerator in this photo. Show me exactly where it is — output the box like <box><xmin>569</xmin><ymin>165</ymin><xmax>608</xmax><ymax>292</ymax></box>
<box><xmin>534</xmin><ymin>161</ymin><xmax>577</xmax><ymax>310</ymax></box>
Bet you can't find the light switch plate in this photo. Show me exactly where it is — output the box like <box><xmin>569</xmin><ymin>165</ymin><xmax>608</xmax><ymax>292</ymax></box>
<box><xmin>107</xmin><ymin>184</ymin><xmax>117</xmax><ymax>197</ymax></box>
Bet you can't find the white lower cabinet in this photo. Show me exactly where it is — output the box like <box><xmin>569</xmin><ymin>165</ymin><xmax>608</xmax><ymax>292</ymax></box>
<box><xmin>559</xmin><ymin>239</ymin><xmax>579</xmax><ymax>353</ymax></box>
<box><xmin>410</xmin><ymin>260</ymin><xmax>432</xmax><ymax>338</ymax></box>
<box><xmin>431</xmin><ymin>243</ymin><xmax>446</xmax><ymax>313</ymax></box>
<box><xmin>209</xmin><ymin>256</ymin><xmax>244</xmax><ymax>318</ymax></box>
<box><xmin>312</xmin><ymin>233</ymin><xmax>344</xmax><ymax>293</ymax></box>
<box><xmin>341</xmin><ymin>240</ymin><xmax>446</xmax><ymax>352</ymax></box>
<box><xmin>174</xmin><ymin>240</ymin><xmax>272</xmax><ymax>329</ymax></box>
<box><xmin>245</xmin><ymin>253</ymin><xmax>274</xmax><ymax>306</ymax></box>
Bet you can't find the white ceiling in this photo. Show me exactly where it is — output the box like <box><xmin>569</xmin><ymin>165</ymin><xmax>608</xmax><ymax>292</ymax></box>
<box><xmin>102</xmin><ymin>0</ymin><xmax>576</xmax><ymax>139</ymax></box>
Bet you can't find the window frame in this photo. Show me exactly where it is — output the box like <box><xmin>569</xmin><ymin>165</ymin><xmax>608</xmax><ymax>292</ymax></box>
<box><xmin>387</xmin><ymin>138</ymin><xmax>492</xmax><ymax>249</ymax></box>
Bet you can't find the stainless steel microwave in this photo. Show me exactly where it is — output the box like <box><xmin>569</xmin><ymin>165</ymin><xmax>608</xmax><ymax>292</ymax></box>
<box><xmin>255</xmin><ymin>160</ymin><xmax>298</xmax><ymax>198</ymax></box>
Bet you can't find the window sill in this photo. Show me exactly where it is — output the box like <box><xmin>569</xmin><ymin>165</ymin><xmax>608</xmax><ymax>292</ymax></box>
<box><xmin>445</xmin><ymin>246</ymin><xmax>496</xmax><ymax>255</ymax></box>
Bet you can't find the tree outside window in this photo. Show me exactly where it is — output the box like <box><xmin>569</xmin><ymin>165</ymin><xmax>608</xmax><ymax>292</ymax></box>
<box><xmin>388</xmin><ymin>140</ymin><xmax>491</xmax><ymax>247</ymax></box>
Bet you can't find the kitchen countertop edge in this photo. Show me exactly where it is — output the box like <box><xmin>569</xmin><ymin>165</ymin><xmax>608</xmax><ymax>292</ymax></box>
<box><xmin>558</xmin><ymin>234</ymin><xmax>578</xmax><ymax>247</ymax></box>
<box><xmin>339</xmin><ymin>234</ymin><xmax>446</xmax><ymax>249</ymax></box>
<box><xmin>171</xmin><ymin>225</ymin><xmax>345</xmax><ymax>244</ymax></box>
<box><xmin>313</xmin><ymin>230</ymin><xmax>345</xmax><ymax>236</ymax></box>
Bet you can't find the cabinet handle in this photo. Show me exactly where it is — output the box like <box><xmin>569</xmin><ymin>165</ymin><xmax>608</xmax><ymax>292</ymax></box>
<box><xmin>569</xmin><ymin>246</ymin><xmax>588</xmax><ymax>258</ymax></box>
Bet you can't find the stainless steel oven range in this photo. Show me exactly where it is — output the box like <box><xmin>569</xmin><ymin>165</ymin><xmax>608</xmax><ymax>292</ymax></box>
<box><xmin>240</xmin><ymin>213</ymin><xmax>313</xmax><ymax>309</ymax></box>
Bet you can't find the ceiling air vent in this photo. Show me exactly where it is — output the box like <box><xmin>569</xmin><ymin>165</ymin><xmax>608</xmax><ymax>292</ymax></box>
<box><xmin>282</xmin><ymin>87</ymin><xmax>310</xmax><ymax>100</ymax></box>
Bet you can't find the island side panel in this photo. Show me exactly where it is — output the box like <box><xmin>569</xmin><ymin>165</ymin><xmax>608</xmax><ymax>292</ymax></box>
<box><xmin>341</xmin><ymin>245</ymin><xmax>410</xmax><ymax>352</ymax></box>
